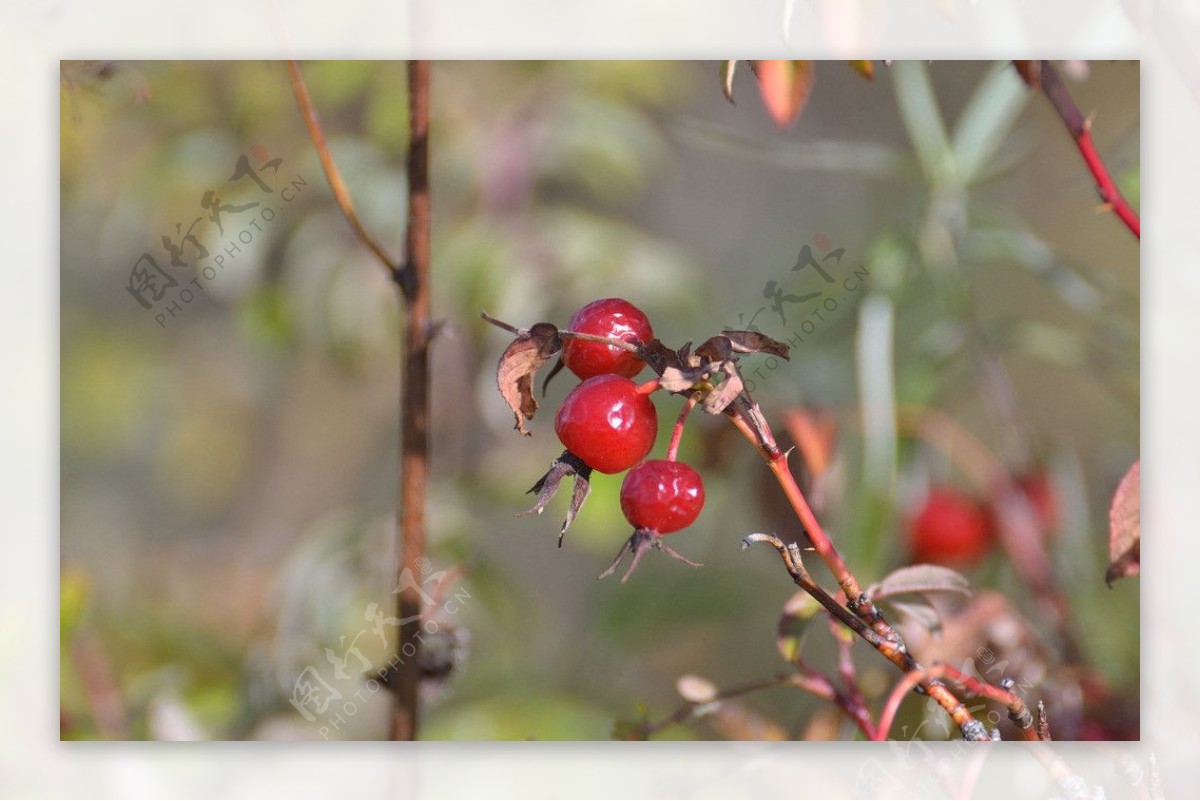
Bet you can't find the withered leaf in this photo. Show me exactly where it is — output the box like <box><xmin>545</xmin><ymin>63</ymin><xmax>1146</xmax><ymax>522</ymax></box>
<box><xmin>868</xmin><ymin>564</ymin><xmax>972</xmax><ymax>600</ymax></box>
<box><xmin>659</xmin><ymin>364</ymin><xmax>711</xmax><ymax>393</ymax></box>
<box><xmin>695</xmin><ymin>335</ymin><xmax>733</xmax><ymax>364</ymax></box>
<box><xmin>722</xmin><ymin>329</ymin><xmax>791</xmax><ymax>359</ymax></box>
<box><xmin>496</xmin><ymin>322</ymin><xmax>561</xmax><ymax>435</ymax></box>
<box><xmin>519</xmin><ymin>450</ymin><xmax>593</xmax><ymax>544</ymax></box>
<box><xmin>639</xmin><ymin>338</ymin><xmax>683</xmax><ymax>375</ymax></box>
<box><xmin>700</xmin><ymin>367</ymin><xmax>744</xmax><ymax>415</ymax></box>
<box><xmin>1106</xmin><ymin>460</ymin><xmax>1140</xmax><ymax>587</ymax></box>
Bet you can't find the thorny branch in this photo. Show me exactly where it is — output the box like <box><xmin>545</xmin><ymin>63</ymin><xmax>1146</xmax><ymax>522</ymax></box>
<box><xmin>741</xmin><ymin>533</ymin><xmax>990</xmax><ymax>742</ymax></box>
<box><xmin>1017</xmin><ymin>60</ymin><xmax>1140</xmax><ymax>239</ymax></box>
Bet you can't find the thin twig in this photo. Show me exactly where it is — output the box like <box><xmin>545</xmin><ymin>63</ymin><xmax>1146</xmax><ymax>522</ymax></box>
<box><xmin>285</xmin><ymin>60</ymin><xmax>402</xmax><ymax>274</ymax></box>
<box><xmin>1027</xmin><ymin>60</ymin><xmax>1140</xmax><ymax>239</ymax></box>
<box><xmin>667</xmin><ymin>394</ymin><xmax>699</xmax><ymax>461</ymax></box>
<box><xmin>726</xmin><ymin>404</ymin><xmax>895</xmax><ymax>640</ymax></box>
<box><xmin>873</xmin><ymin>663</ymin><xmax>1041</xmax><ymax>742</ymax></box>
<box><xmin>742</xmin><ymin>533</ymin><xmax>990</xmax><ymax>742</ymax></box>
<box><xmin>390</xmin><ymin>60</ymin><xmax>433</xmax><ymax>742</ymax></box>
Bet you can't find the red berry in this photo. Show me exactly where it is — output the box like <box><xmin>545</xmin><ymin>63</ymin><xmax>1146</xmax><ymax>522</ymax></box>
<box><xmin>620</xmin><ymin>460</ymin><xmax>705</xmax><ymax>533</ymax></box>
<box><xmin>554</xmin><ymin>374</ymin><xmax>657</xmax><ymax>474</ymax></box>
<box><xmin>561</xmin><ymin>298</ymin><xmax>653</xmax><ymax>379</ymax></box>
<box><xmin>908</xmin><ymin>487</ymin><xmax>992</xmax><ymax>567</ymax></box>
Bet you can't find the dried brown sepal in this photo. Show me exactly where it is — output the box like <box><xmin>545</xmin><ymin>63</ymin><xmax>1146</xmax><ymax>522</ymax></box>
<box><xmin>540</xmin><ymin>356</ymin><xmax>566</xmax><ymax>396</ymax></box>
<box><xmin>721</xmin><ymin>329</ymin><xmax>791</xmax><ymax>359</ymax></box>
<box><xmin>519</xmin><ymin>450</ymin><xmax>593</xmax><ymax>544</ymax></box>
<box><xmin>492</xmin><ymin>319</ymin><xmax>562</xmax><ymax>435</ymax></box>
<box><xmin>599</xmin><ymin>528</ymin><xmax>703</xmax><ymax>583</ymax></box>
<box><xmin>1106</xmin><ymin>460</ymin><xmax>1140</xmax><ymax>587</ymax></box>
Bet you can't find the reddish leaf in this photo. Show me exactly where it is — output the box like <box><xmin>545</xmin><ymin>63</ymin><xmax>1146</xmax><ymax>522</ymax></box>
<box><xmin>868</xmin><ymin>564</ymin><xmax>972</xmax><ymax>600</ymax></box>
<box><xmin>754</xmin><ymin>60</ymin><xmax>815</xmax><ymax>130</ymax></box>
<box><xmin>494</xmin><ymin>322</ymin><xmax>561</xmax><ymax>435</ymax></box>
<box><xmin>1106</xmin><ymin>460</ymin><xmax>1140</xmax><ymax>586</ymax></box>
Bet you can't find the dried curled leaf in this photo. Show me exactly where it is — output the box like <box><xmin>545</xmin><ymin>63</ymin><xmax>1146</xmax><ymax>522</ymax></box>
<box><xmin>519</xmin><ymin>450</ymin><xmax>593</xmax><ymax>543</ymax></box>
<box><xmin>638</xmin><ymin>338</ymin><xmax>684</xmax><ymax>375</ymax></box>
<box><xmin>721</xmin><ymin>329</ymin><xmax>791</xmax><ymax>359</ymax></box>
<box><xmin>494</xmin><ymin>321</ymin><xmax>561</xmax><ymax>435</ymax></box>
<box><xmin>753</xmin><ymin>60</ymin><xmax>815</xmax><ymax>130</ymax></box>
<box><xmin>1106</xmin><ymin>460</ymin><xmax>1140</xmax><ymax>587</ymax></box>
<box><xmin>701</xmin><ymin>367</ymin><xmax>744</xmax><ymax>415</ymax></box>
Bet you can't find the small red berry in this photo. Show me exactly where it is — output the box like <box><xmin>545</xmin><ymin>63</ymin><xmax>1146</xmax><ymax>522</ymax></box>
<box><xmin>908</xmin><ymin>487</ymin><xmax>992</xmax><ymax>567</ymax></box>
<box><xmin>554</xmin><ymin>374</ymin><xmax>657</xmax><ymax>474</ymax></box>
<box><xmin>620</xmin><ymin>460</ymin><xmax>706</xmax><ymax>534</ymax></box>
<box><xmin>561</xmin><ymin>298</ymin><xmax>653</xmax><ymax>379</ymax></box>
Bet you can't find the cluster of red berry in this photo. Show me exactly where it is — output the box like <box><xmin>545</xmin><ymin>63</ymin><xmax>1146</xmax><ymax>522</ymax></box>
<box><xmin>906</xmin><ymin>475</ymin><xmax>1058</xmax><ymax>568</ymax></box>
<box><xmin>530</xmin><ymin>298</ymin><xmax>707</xmax><ymax>580</ymax></box>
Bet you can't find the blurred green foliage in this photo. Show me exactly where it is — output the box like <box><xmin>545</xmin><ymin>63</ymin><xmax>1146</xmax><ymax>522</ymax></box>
<box><xmin>60</xmin><ymin>60</ymin><xmax>1138</xmax><ymax>741</ymax></box>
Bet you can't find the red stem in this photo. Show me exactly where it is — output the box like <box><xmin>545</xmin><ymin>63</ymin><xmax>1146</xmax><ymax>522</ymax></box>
<box><xmin>666</xmin><ymin>394</ymin><xmax>699</xmax><ymax>461</ymax></box>
<box><xmin>1032</xmin><ymin>60</ymin><xmax>1139</xmax><ymax>239</ymax></box>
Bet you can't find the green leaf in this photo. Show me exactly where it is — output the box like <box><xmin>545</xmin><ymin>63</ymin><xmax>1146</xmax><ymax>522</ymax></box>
<box><xmin>951</xmin><ymin>63</ymin><xmax>1030</xmax><ymax>185</ymax></box>
<box><xmin>892</xmin><ymin>61</ymin><xmax>952</xmax><ymax>180</ymax></box>
<box><xmin>776</xmin><ymin>591</ymin><xmax>822</xmax><ymax>663</ymax></box>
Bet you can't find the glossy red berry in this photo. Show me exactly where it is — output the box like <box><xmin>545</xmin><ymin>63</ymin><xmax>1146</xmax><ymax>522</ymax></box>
<box><xmin>554</xmin><ymin>374</ymin><xmax>657</xmax><ymax>474</ymax></box>
<box><xmin>908</xmin><ymin>487</ymin><xmax>992</xmax><ymax>567</ymax></box>
<box><xmin>561</xmin><ymin>298</ymin><xmax>653</xmax><ymax>379</ymax></box>
<box><xmin>620</xmin><ymin>460</ymin><xmax>705</xmax><ymax>533</ymax></box>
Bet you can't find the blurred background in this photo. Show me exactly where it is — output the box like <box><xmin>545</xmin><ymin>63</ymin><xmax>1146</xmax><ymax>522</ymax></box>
<box><xmin>59</xmin><ymin>60</ymin><xmax>1138</xmax><ymax>741</ymax></box>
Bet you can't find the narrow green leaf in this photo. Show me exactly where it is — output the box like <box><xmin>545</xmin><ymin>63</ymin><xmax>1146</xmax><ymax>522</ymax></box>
<box><xmin>892</xmin><ymin>61</ymin><xmax>952</xmax><ymax>180</ymax></box>
<box><xmin>952</xmin><ymin>63</ymin><xmax>1031</xmax><ymax>185</ymax></box>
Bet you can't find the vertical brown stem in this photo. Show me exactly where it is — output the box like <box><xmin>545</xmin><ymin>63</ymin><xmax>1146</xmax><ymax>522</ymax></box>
<box><xmin>391</xmin><ymin>59</ymin><xmax>432</xmax><ymax>742</ymax></box>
